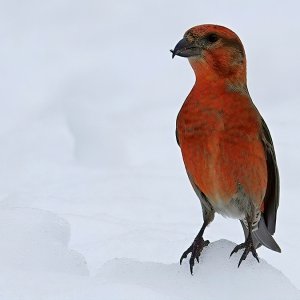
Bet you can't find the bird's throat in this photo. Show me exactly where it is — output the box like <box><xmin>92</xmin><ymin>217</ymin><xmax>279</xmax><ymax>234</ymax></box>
<box><xmin>189</xmin><ymin>56</ymin><xmax>247</xmax><ymax>89</ymax></box>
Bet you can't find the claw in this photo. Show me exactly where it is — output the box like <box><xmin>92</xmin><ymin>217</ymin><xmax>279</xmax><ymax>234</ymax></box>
<box><xmin>180</xmin><ymin>238</ymin><xmax>209</xmax><ymax>274</ymax></box>
<box><xmin>189</xmin><ymin>256</ymin><xmax>195</xmax><ymax>275</ymax></box>
<box><xmin>251</xmin><ymin>248</ymin><xmax>260</xmax><ymax>263</ymax></box>
<box><xmin>230</xmin><ymin>242</ymin><xmax>246</xmax><ymax>257</ymax></box>
<box><xmin>238</xmin><ymin>251</ymin><xmax>247</xmax><ymax>268</ymax></box>
<box><xmin>230</xmin><ymin>235</ymin><xmax>260</xmax><ymax>267</ymax></box>
<box><xmin>180</xmin><ymin>245</ymin><xmax>192</xmax><ymax>265</ymax></box>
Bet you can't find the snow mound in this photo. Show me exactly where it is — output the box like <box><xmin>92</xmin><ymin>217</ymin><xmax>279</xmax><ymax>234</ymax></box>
<box><xmin>97</xmin><ymin>240</ymin><xmax>300</xmax><ymax>300</ymax></box>
<box><xmin>0</xmin><ymin>207</ymin><xmax>88</xmax><ymax>275</ymax></box>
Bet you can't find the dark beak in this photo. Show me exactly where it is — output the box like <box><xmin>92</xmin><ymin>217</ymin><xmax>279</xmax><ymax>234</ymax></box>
<box><xmin>170</xmin><ymin>37</ymin><xmax>202</xmax><ymax>59</ymax></box>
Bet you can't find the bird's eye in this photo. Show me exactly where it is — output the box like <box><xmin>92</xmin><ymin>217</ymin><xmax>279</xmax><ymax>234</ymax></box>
<box><xmin>207</xmin><ymin>34</ymin><xmax>219</xmax><ymax>43</ymax></box>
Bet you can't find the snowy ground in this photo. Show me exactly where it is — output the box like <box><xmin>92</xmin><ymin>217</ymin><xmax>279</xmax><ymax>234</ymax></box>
<box><xmin>0</xmin><ymin>0</ymin><xmax>299</xmax><ymax>299</ymax></box>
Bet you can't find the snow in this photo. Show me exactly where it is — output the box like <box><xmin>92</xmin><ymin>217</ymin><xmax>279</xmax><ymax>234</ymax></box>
<box><xmin>1</xmin><ymin>236</ymin><xmax>299</xmax><ymax>300</ymax></box>
<box><xmin>0</xmin><ymin>0</ymin><xmax>299</xmax><ymax>299</ymax></box>
<box><xmin>0</xmin><ymin>207</ymin><xmax>88</xmax><ymax>275</ymax></box>
<box><xmin>99</xmin><ymin>240</ymin><xmax>300</xmax><ymax>300</ymax></box>
<box><xmin>0</xmin><ymin>237</ymin><xmax>298</xmax><ymax>299</ymax></box>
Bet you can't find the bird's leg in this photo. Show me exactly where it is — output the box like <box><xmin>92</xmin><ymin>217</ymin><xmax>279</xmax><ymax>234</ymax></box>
<box><xmin>180</xmin><ymin>220</ymin><xmax>210</xmax><ymax>274</ymax></box>
<box><xmin>230</xmin><ymin>215</ymin><xmax>260</xmax><ymax>267</ymax></box>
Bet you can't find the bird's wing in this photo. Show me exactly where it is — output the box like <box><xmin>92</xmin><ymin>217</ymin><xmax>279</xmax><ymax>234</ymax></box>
<box><xmin>260</xmin><ymin>117</ymin><xmax>280</xmax><ymax>235</ymax></box>
<box><xmin>176</xmin><ymin>128</ymin><xmax>180</xmax><ymax>146</ymax></box>
<box><xmin>187</xmin><ymin>172</ymin><xmax>214</xmax><ymax>214</ymax></box>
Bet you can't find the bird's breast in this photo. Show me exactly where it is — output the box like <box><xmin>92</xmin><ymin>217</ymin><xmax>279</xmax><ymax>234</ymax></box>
<box><xmin>176</xmin><ymin>93</ymin><xmax>267</xmax><ymax>213</ymax></box>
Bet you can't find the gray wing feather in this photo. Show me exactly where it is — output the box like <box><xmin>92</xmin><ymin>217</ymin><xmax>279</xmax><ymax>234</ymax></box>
<box><xmin>241</xmin><ymin>218</ymin><xmax>281</xmax><ymax>252</ymax></box>
<box><xmin>176</xmin><ymin>128</ymin><xmax>180</xmax><ymax>146</ymax></box>
<box><xmin>261</xmin><ymin>117</ymin><xmax>280</xmax><ymax>235</ymax></box>
<box><xmin>186</xmin><ymin>172</ymin><xmax>215</xmax><ymax>223</ymax></box>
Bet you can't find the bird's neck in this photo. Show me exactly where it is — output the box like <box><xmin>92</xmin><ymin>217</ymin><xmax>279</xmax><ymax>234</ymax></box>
<box><xmin>189</xmin><ymin>57</ymin><xmax>247</xmax><ymax>94</ymax></box>
<box><xmin>184</xmin><ymin>65</ymin><xmax>250</xmax><ymax>111</ymax></box>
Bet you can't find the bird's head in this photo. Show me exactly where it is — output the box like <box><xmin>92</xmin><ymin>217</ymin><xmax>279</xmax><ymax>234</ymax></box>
<box><xmin>171</xmin><ymin>24</ymin><xmax>247</xmax><ymax>84</ymax></box>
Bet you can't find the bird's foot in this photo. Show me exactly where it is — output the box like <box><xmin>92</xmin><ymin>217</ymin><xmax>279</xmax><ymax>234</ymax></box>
<box><xmin>230</xmin><ymin>235</ymin><xmax>259</xmax><ymax>267</ymax></box>
<box><xmin>180</xmin><ymin>236</ymin><xmax>209</xmax><ymax>275</ymax></box>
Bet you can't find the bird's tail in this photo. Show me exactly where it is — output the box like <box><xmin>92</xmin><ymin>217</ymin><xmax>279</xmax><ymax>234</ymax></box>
<box><xmin>240</xmin><ymin>216</ymin><xmax>281</xmax><ymax>253</ymax></box>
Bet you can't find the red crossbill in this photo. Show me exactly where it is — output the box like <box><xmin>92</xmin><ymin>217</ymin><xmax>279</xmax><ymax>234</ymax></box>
<box><xmin>171</xmin><ymin>24</ymin><xmax>280</xmax><ymax>274</ymax></box>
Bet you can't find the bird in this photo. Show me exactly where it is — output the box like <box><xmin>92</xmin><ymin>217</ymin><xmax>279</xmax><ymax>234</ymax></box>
<box><xmin>171</xmin><ymin>24</ymin><xmax>281</xmax><ymax>274</ymax></box>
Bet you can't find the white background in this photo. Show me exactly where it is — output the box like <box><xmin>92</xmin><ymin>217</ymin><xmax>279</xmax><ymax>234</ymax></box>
<box><xmin>0</xmin><ymin>1</ymin><xmax>299</xmax><ymax>298</ymax></box>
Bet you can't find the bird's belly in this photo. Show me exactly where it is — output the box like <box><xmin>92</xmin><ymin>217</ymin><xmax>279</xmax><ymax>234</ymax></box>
<box><xmin>180</xmin><ymin>131</ymin><xmax>267</xmax><ymax>215</ymax></box>
<box><xmin>212</xmin><ymin>199</ymin><xmax>245</xmax><ymax>219</ymax></box>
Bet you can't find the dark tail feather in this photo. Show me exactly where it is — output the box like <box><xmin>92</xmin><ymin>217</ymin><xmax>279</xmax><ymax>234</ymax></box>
<box><xmin>240</xmin><ymin>217</ymin><xmax>281</xmax><ymax>253</ymax></box>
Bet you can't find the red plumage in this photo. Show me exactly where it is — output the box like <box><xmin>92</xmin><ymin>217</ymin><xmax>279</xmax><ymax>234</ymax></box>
<box><xmin>172</xmin><ymin>24</ymin><xmax>280</xmax><ymax>273</ymax></box>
